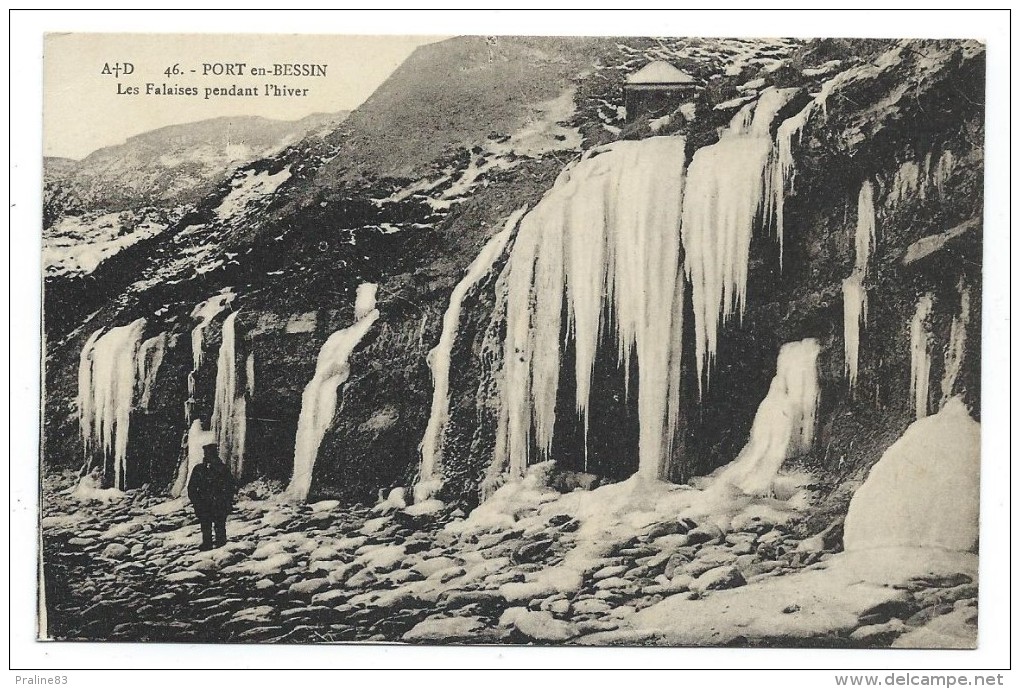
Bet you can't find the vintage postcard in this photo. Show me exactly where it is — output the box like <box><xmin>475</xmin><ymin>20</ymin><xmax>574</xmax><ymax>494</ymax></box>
<box><xmin>38</xmin><ymin>29</ymin><xmax>986</xmax><ymax>651</ymax></box>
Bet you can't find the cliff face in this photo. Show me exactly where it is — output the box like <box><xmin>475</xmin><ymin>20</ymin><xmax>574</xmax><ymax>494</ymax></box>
<box><xmin>44</xmin><ymin>37</ymin><xmax>983</xmax><ymax>528</ymax></box>
<box><xmin>424</xmin><ymin>39</ymin><xmax>984</xmax><ymax>521</ymax></box>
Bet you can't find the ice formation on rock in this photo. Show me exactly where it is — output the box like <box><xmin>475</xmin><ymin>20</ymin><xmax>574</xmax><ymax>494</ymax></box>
<box><xmin>909</xmin><ymin>294</ymin><xmax>934</xmax><ymax>420</ymax></box>
<box><xmin>493</xmin><ymin>87</ymin><xmax>806</xmax><ymax>485</ymax></box>
<box><xmin>497</xmin><ymin>136</ymin><xmax>686</xmax><ymax>482</ymax></box>
<box><xmin>76</xmin><ymin>319</ymin><xmax>147</xmax><ymax>489</ymax></box>
<box><xmin>715</xmin><ymin>338</ymin><xmax>820</xmax><ymax>496</ymax></box>
<box><xmin>355</xmin><ymin>283</ymin><xmax>379</xmax><ymax>320</ymax></box>
<box><xmin>286</xmin><ymin>284</ymin><xmax>380</xmax><ymax>501</ymax></box>
<box><xmin>842</xmin><ymin>180</ymin><xmax>877</xmax><ymax>391</ymax></box>
<box><xmin>245</xmin><ymin>352</ymin><xmax>256</xmax><ymax>398</ymax></box>
<box><xmin>771</xmin><ymin>99</ymin><xmax>816</xmax><ymax>258</ymax></box>
<box><xmin>682</xmin><ymin>86</ymin><xmax>799</xmax><ymax>392</ymax></box>
<box><xmin>418</xmin><ymin>210</ymin><xmax>523</xmax><ymax>486</ymax></box>
<box><xmin>887</xmin><ymin>150</ymin><xmax>956</xmax><ymax>208</ymax></box>
<box><xmin>842</xmin><ymin>274</ymin><xmax>867</xmax><ymax>390</ymax></box>
<box><xmin>211</xmin><ymin>311</ymin><xmax>247</xmax><ymax>477</ymax></box>
<box><xmin>136</xmin><ymin>333</ymin><xmax>167</xmax><ymax>410</ymax></box>
<box><xmin>190</xmin><ymin>290</ymin><xmax>235</xmax><ymax>370</ymax></box>
<box><xmin>940</xmin><ymin>282</ymin><xmax>970</xmax><ymax>408</ymax></box>
<box><xmin>854</xmin><ymin>181</ymin><xmax>876</xmax><ymax>274</ymax></box>
<box><xmin>76</xmin><ymin>329</ymin><xmax>104</xmax><ymax>460</ymax></box>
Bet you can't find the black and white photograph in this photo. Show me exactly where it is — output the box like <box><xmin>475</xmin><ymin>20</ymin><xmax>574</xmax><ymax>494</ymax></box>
<box><xmin>10</xmin><ymin>8</ymin><xmax>1011</xmax><ymax>678</ymax></box>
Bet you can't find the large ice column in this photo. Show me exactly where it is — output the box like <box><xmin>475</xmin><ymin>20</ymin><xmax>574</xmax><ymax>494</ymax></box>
<box><xmin>909</xmin><ymin>294</ymin><xmax>934</xmax><ymax>420</ymax></box>
<box><xmin>940</xmin><ymin>282</ymin><xmax>970</xmax><ymax>408</ymax></box>
<box><xmin>497</xmin><ymin>136</ymin><xmax>687</xmax><ymax>482</ymax></box>
<box><xmin>211</xmin><ymin>311</ymin><xmax>248</xmax><ymax>477</ymax></box>
<box><xmin>418</xmin><ymin>210</ymin><xmax>523</xmax><ymax>485</ymax></box>
<box><xmin>77</xmin><ymin>319</ymin><xmax>147</xmax><ymax>489</ymax></box>
<box><xmin>285</xmin><ymin>285</ymin><xmax>380</xmax><ymax>501</ymax></box>
<box><xmin>842</xmin><ymin>274</ymin><xmax>867</xmax><ymax>390</ymax></box>
<box><xmin>245</xmin><ymin>352</ymin><xmax>256</xmax><ymax>398</ymax></box>
<box><xmin>842</xmin><ymin>180</ymin><xmax>877</xmax><ymax>392</ymax></box>
<box><xmin>715</xmin><ymin>338</ymin><xmax>821</xmax><ymax>496</ymax></box>
<box><xmin>854</xmin><ymin>180</ymin><xmax>876</xmax><ymax>273</ymax></box>
<box><xmin>682</xmin><ymin>87</ymin><xmax>799</xmax><ymax>393</ymax></box>
<box><xmin>76</xmin><ymin>329</ymin><xmax>104</xmax><ymax>461</ymax></box>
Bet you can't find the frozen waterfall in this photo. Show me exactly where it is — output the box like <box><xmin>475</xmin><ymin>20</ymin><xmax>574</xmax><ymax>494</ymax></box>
<box><xmin>418</xmin><ymin>209</ymin><xmax>523</xmax><ymax>488</ymax></box>
<box><xmin>496</xmin><ymin>136</ymin><xmax>687</xmax><ymax>482</ymax></box>
<box><xmin>211</xmin><ymin>311</ymin><xmax>248</xmax><ymax>477</ymax></box>
<box><xmin>682</xmin><ymin>86</ymin><xmax>799</xmax><ymax>393</ymax></box>
<box><xmin>76</xmin><ymin>319</ymin><xmax>147</xmax><ymax>490</ymax></box>
<box><xmin>854</xmin><ymin>180</ymin><xmax>876</xmax><ymax>274</ymax></box>
<box><xmin>940</xmin><ymin>282</ymin><xmax>970</xmax><ymax>408</ymax></box>
<box><xmin>285</xmin><ymin>284</ymin><xmax>380</xmax><ymax>501</ymax></box>
<box><xmin>842</xmin><ymin>180</ymin><xmax>877</xmax><ymax>391</ymax></box>
<box><xmin>492</xmin><ymin>88</ymin><xmax>805</xmax><ymax>484</ymax></box>
<box><xmin>909</xmin><ymin>294</ymin><xmax>934</xmax><ymax>420</ymax></box>
<box><xmin>842</xmin><ymin>274</ymin><xmax>867</xmax><ymax>390</ymax></box>
<box><xmin>715</xmin><ymin>338</ymin><xmax>820</xmax><ymax>496</ymax></box>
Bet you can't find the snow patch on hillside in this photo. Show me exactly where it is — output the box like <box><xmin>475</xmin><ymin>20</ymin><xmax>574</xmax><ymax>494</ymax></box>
<box><xmin>215</xmin><ymin>167</ymin><xmax>292</xmax><ymax>220</ymax></box>
<box><xmin>44</xmin><ymin>212</ymin><xmax>169</xmax><ymax>276</ymax></box>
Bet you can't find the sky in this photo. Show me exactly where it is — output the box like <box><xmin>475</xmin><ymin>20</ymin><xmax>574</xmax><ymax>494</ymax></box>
<box><xmin>43</xmin><ymin>33</ymin><xmax>445</xmax><ymax>159</ymax></box>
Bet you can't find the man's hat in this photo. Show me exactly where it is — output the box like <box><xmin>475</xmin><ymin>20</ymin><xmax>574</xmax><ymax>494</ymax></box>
<box><xmin>203</xmin><ymin>444</ymin><xmax>220</xmax><ymax>462</ymax></box>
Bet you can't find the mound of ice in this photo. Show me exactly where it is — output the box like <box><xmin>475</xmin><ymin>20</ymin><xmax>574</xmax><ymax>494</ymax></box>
<box><xmin>843</xmin><ymin>397</ymin><xmax>980</xmax><ymax>553</ymax></box>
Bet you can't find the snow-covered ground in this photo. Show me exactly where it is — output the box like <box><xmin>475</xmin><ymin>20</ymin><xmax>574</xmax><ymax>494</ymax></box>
<box><xmin>43</xmin><ymin>211</ymin><xmax>169</xmax><ymax>276</ymax></box>
<box><xmin>42</xmin><ymin>446</ymin><xmax>976</xmax><ymax>645</ymax></box>
<box><xmin>215</xmin><ymin>167</ymin><xmax>292</xmax><ymax>221</ymax></box>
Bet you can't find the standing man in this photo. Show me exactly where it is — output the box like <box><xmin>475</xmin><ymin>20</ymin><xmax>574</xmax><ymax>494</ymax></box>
<box><xmin>187</xmin><ymin>444</ymin><xmax>235</xmax><ymax>551</ymax></box>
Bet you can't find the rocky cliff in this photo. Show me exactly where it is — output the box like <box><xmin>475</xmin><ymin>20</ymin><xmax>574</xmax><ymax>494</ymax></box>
<box><xmin>44</xmin><ymin>34</ymin><xmax>983</xmax><ymax>583</ymax></box>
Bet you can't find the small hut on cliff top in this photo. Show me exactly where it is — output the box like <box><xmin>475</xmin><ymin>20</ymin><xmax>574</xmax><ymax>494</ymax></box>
<box><xmin>624</xmin><ymin>61</ymin><xmax>700</xmax><ymax>123</ymax></box>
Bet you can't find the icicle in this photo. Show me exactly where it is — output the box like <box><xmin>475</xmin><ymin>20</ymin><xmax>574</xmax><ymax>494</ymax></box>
<box><xmin>285</xmin><ymin>285</ymin><xmax>380</xmax><ymax>501</ymax></box>
<box><xmin>855</xmin><ymin>180</ymin><xmax>876</xmax><ymax>274</ymax></box>
<box><xmin>842</xmin><ymin>274</ymin><xmax>867</xmax><ymax>391</ymax></box>
<box><xmin>502</xmin><ymin>207</ymin><xmax>542</xmax><ymax>478</ymax></box>
<box><xmin>563</xmin><ymin>162</ymin><xmax>608</xmax><ymax>458</ymax></box>
<box><xmin>728</xmin><ymin>100</ymin><xmax>756</xmax><ymax>134</ymax></box>
<box><xmin>245</xmin><ymin>352</ymin><xmax>256</xmax><ymax>398</ymax></box>
<box><xmin>771</xmin><ymin>98</ymin><xmax>818</xmax><ymax>262</ymax></box>
<box><xmin>76</xmin><ymin>329</ymin><xmax>104</xmax><ymax>462</ymax></box>
<box><xmin>78</xmin><ymin>319</ymin><xmax>147</xmax><ymax>489</ymax></box>
<box><xmin>418</xmin><ymin>210</ymin><xmax>522</xmax><ymax>485</ymax></box>
<box><xmin>530</xmin><ymin>201</ymin><xmax>566</xmax><ymax>460</ymax></box>
<box><xmin>932</xmin><ymin>150</ymin><xmax>955</xmax><ymax>197</ymax></box>
<box><xmin>839</xmin><ymin>180</ymin><xmax>876</xmax><ymax>393</ymax></box>
<box><xmin>498</xmin><ymin>136</ymin><xmax>686</xmax><ymax>481</ymax></box>
<box><xmin>682</xmin><ymin>87</ymin><xmax>799</xmax><ymax>394</ymax></box>
<box><xmin>909</xmin><ymin>294</ymin><xmax>934</xmax><ymax>420</ymax></box>
<box><xmin>190</xmin><ymin>290</ymin><xmax>235</xmax><ymax>370</ymax></box>
<box><xmin>211</xmin><ymin>311</ymin><xmax>247</xmax><ymax>477</ymax></box>
<box><xmin>715</xmin><ymin>338</ymin><xmax>821</xmax><ymax>496</ymax></box>
<box><xmin>136</xmin><ymin>333</ymin><xmax>167</xmax><ymax>410</ymax></box>
<box><xmin>941</xmin><ymin>282</ymin><xmax>970</xmax><ymax>407</ymax></box>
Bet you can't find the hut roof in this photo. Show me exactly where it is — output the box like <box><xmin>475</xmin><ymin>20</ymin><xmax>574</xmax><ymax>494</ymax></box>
<box><xmin>626</xmin><ymin>61</ymin><xmax>698</xmax><ymax>86</ymax></box>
